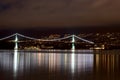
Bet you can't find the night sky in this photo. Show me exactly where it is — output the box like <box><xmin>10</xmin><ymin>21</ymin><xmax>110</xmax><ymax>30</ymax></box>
<box><xmin>0</xmin><ymin>0</ymin><xmax>120</xmax><ymax>33</ymax></box>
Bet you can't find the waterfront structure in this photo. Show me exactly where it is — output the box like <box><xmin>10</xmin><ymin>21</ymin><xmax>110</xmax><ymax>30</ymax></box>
<box><xmin>0</xmin><ymin>33</ymin><xmax>94</xmax><ymax>50</ymax></box>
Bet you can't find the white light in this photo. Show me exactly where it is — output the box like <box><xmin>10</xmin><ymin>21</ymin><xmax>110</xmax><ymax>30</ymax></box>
<box><xmin>15</xmin><ymin>35</ymin><xmax>18</xmax><ymax>42</ymax></box>
<box><xmin>71</xmin><ymin>36</ymin><xmax>75</xmax><ymax>74</ymax></box>
<box><xmin>72</xmin><ymin>43</ymin><xmax>75</xmax><ymax>51</ymax></box>
<box><xmin>72</xmin><ymin>35</ymin><xmax>75</xmax><ymax>50</ymax></box>
<box><xmin>13</xmin><ymin>49</ymin><xmax>19</xmax><ymax>77</ymax></box>
<box><xmin>71</xmin><ymin>52</ymin><xmax>75</xmax><ymax>74</ymax></box>
<box><xmin>14</xmin><ymin>35</ymin><xmax>18</xmax><ymax>50</ymax></box>
<box><xmin>72</xmin><ymin>35</ymin><xmax>75</xmax><ymax>43</ymax></box>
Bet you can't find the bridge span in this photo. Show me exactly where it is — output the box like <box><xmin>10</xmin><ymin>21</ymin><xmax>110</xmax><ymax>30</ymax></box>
<box><xmin>0</xmin><ymin>33</ymin><xmax>94</xmax><ymax>50</ymax></box>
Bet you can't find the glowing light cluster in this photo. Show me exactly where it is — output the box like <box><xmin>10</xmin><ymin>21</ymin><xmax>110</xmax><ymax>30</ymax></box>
<box><xmin>14</xmin><ymin>34</ymin><xmax>18</xmax><ymax>50</ymax></box>
<box><xmin>72</xmin><ymin>35</ymin><xmax>75</xmax><ymax>51</ymax></box>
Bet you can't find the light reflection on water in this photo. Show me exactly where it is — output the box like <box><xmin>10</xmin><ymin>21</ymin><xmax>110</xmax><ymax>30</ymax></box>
<box><xmin>0</xmin><ymin>50</ymin><xmax>120</xmax><ymax>80</ymax></box>
<box><xmin>13</xmin><ymin>49</ymin><xmax>19</xmax><ymax>77</ymax></box>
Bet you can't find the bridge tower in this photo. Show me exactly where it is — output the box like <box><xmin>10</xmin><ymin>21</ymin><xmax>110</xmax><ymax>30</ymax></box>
<box><xmin>14</xmin><ymin>33</ymin><xmax>18</xmax><ymax>50</ymax></box>
<box><xmin>72</xmin><ymin>35</ymin><xmax>75</xmax><ymax>51</ymax></box>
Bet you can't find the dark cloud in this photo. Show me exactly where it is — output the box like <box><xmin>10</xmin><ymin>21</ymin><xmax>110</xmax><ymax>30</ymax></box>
<box><xmin>0</xmin><ymin>0</ymin><xmax>120</xmax><ymax>29</ymax></box>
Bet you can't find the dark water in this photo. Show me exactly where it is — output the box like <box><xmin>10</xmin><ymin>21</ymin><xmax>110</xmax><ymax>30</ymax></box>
<box><xmin>0</xmin><ymin>50</ymin><xmax>120</xmax><ymax>80</ymax></box>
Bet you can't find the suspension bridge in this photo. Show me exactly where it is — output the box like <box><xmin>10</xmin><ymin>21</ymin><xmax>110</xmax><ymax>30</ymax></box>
<box><xmin>0</xmin><ymin>33</ymin><xmax>94</xmax><ymax>50</ymax></box>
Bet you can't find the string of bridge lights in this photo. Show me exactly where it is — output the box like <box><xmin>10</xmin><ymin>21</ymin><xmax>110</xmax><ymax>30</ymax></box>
<box><xmin>0</xmin><ymin>33</ymin><xmax>94</xmax><ymax>44</ymax></box>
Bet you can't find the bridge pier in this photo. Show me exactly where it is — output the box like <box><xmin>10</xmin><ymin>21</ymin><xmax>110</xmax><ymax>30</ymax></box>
<box><xmin>14</xmin><ymin>33</ymin><xmax>18</xmax><ymax>50</ymax></box>
<box><xmin>72</xmin><ymin>35</ymin><xmax>75</xmax><ymax>51</ymax></box>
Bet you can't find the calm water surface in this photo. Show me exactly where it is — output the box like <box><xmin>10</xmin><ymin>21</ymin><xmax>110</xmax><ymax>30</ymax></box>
<box><xmin>0</xmin><ymin>50</ymin><xmax>120</xmax><ymax>80</ymax></box>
